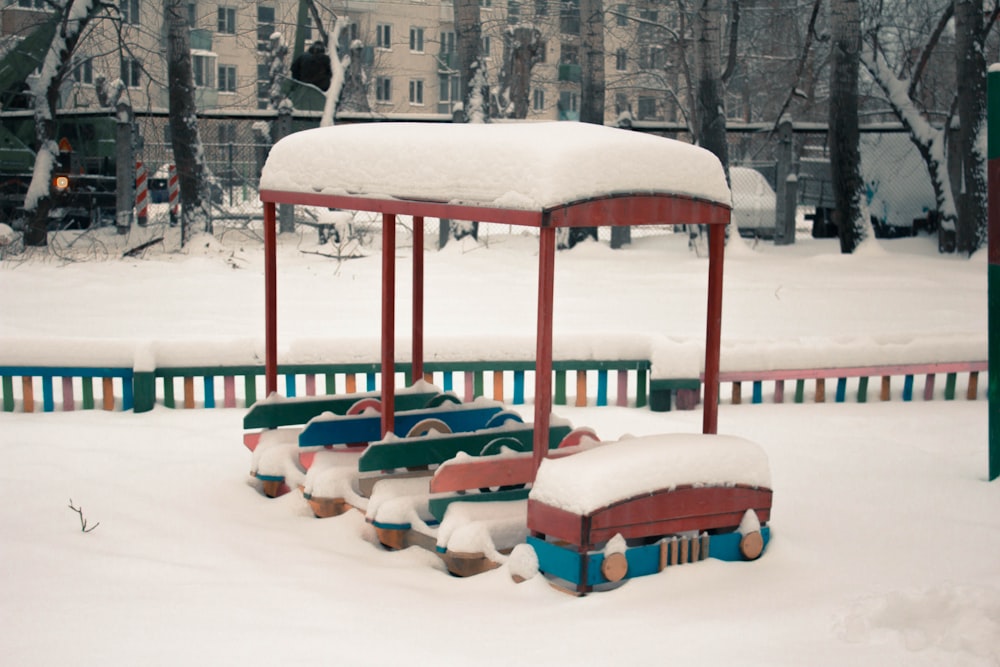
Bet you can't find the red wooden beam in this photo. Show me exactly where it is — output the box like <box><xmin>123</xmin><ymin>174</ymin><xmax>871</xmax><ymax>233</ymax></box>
<box><xmin>381</xmin><ymin>213</ymin><xmax>396</xmax><ymax>437</ymax></box>
<box><xmin>263</xmin><ymin>201</ymin><xmax>278</xmax><ymax>396</ymax></box>
<box><xmin>532</xmin><ymin>226</ymin><xmax>557</xmax><ymax>479</ymax></box>
<box><xmin>702</xmin><ymin>223</ymin><xmax>725</xmax><ymax>435</ymax></box>
<box><xmin>412</xmin><ymin>216</ymin><xmax>424</xmax><ymax>384</ymax></box>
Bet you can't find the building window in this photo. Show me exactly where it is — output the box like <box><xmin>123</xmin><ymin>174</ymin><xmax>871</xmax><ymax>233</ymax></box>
<box><xmin>121</xmin><ymin>0</ymin><xmax>140</xmax><ymax>25</ymax></box>
<box><xmin>187</xmin><ymin>2</ymin><xmax>197</xmax><ymax>27</ymax></box>
<box><xmin>534</xmin><ymin>0</ymin><xmax>548</xmax><ymax>17</ymax></box>
<box><xmin>410</xmin><ymin>26</ymin><xmax>424</xmax><ymax>52</ymax></box>
<box><xmin>482</xmin><ymin>36</ymin><xmax>490</xmax><ymax>56</ymax></box>
<box><xmin>18</xmin><ymin>0</ymin><xmax>48</xmax><ymax>8</ymax></box>
<box><xmin>559</xmin><ymin>0</ymin><xmax>579</xmax><ymax>34</ymax></box>
<box><xmin>217</xmin><ymin>6</ymin><xmax>236</xmax><ymax>34</ymax></box>
<box><xmin>376</xmin><ymin>76</ymin><xmax>392</xmax><ymax>103</ymax></box>
<box><xmin>480</xmin><ymin>0</ymin><xmax>492</xmax><ymax>6</ymax></box>
<box><xmin>409</xmin><ymin>79</ymin><xmax>424</xmax><ymax>105</ymax></box>
<box><xmin>616</xmin><ymin>3</ymin><xmax>628</xmax><ymax>26</ymax></box>
<box><xmin>218</xmin><ymin>65</ymin><xmax>237</xmax><ymax>92</ymax></box>
<box><xmin>376</xmin><ymin>24</ymin><xmax>392</xmax><ymax>49</ymax></box>
<box><xmin>73</xmin><ymin>58</ymin><xmax>93</xmax><ymax>85</ymax></box>
<box><xmin>637</xmin><ymin>96</ymin><xmax>659</xmax><ymax>120</ymax></box>
<box><xmin>218</xmin><ymin>123</ymin><xmax>236</xmax><ymax>144</ymax></box>
<box><xmin>508</xmin><ymin>1</ymin><xmax>521</xmax><ymax>23</ymax></box>
<box><xmin>257</xmin><ymin>5</ymin><xmax>275</xmax><ymax>50</ymax></box>
<box><xmin>639</xmin><ymin>45</ymin><xmax>666</xmax><ymax>70</ymax></box>
<box><xmin>121</xmin><ymin>58</ymin><xmax>141</xmax><ymax>87</ymax></box>
<box><xmin>192</xmin><ymin>52</ymin><xmax>216</xmax><ymax>88</ymax></box>
<box><xmin>440</xmin><ymin>30</ymin><xmax>456</xmax><ymax>54</ymax></box>
<box><xmin>615</xmin><ymin>48</ymin><xmax>627</xmax><ymax>71</ymax></box>
<box><xmin>338</xmin><ymin>22</ymin><xmax>359</xmax><ymax>51</ymax></box>
<box><xmin>257</xmin><ymin>63</ymin><xmax>269</xmax><ymax>108</ymax></box>
<box><xmin>558</xmin><ymin>90</ymin><xmax>579</xmax><ymax>120</ymax></box>
<box><xmin>439</xmin><ymin>74</ymin><xmax>459</xmax><ymax>102</ymax></box>
<box><xmin>532</xmin><ymin>88</ymin><xmax>544</xmax><ymax>111</ymax></box>
<box><xmin>559</xmin><ymin>43</ymin><xmax>578</xmax><ymax>65</ymax></box>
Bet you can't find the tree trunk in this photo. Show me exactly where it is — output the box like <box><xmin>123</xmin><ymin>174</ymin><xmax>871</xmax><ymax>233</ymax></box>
<box><xmin>23</xmin><ymin>0</ymin><xmax>103</xmax><ymax>247</ymax></box>
<box><xmin>164</xmin><ymin>0</ymin><xmax>210</xmax><ymax>247</ymax></box>
<box><xmin>954</xmin><ymin>0</ymin><xmax>987</xmax><ymax>255</ymax></box>
<box><xmin>579</xmin><ymin>0</ymin><xmax>605</xmax><ymax>125</ymax></box>
<box><xmin>455</xmin><ymin>0</ymin><xmax>486</xmax><ymax>122</ymax></box>
<box><xmin>828</xmin><ymin>0</ymin><xmax>867</xmax><ymax>253</ymax></box>
<box><xmin>500</xmin><ymin>26</ymin><xmax>541</xmax><ymax>119</ymax></box>
<box><xmin>693</xmin><ymin>0</ymin><xmax>729</xmax><ymax>174</ymax></box>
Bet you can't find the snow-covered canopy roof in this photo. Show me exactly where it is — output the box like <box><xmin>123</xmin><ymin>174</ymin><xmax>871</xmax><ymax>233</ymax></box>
<box><xmin>259</xmin><ymin>121</ymin><xmax>731</xmax><ymax>227</ymax></box>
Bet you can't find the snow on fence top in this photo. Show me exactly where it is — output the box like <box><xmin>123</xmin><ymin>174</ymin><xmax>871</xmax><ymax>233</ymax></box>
<box><xmin>529</xmin><ymin>433</ymin><xmax>772</xmax><ymax>515</ymax></box>
<box><xmin>259</xmin><ymin>121</ymin><xmax>732</xmax><ymax>215</ymax></box>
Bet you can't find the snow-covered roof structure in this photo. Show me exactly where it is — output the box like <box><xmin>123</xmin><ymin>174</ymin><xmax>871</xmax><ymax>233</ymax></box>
<box><xmin>259</xmin><ymin>121</ymin><xmax>731</xmax><ymax>227</ymax></box>
<box><xmin>259</xmin><ymin>121</ymin><xmax>733</xmax><ymax>476</ymax></box>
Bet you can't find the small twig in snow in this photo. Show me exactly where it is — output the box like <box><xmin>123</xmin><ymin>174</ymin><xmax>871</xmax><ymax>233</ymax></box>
<box><xmin>68</xmin><ymin>499</ymin><xmax>100</xmax><ymax>533</ymax></box>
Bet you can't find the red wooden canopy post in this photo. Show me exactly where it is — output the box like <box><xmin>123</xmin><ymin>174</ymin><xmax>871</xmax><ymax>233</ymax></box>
<box><xmin>263</xmin><ymin>200</ymin><xmax>278</xmax><ymax>396</ymax></box>
<box><xmin>702</xmin><ymin>223</ymin><xmax>726</xmax><ymax>435</ymax></box>
<box><xmin>412</xmin><ymin>216</ymin><xmax>425</xmax><ymax>384</ymax></box>
<box><xmin>532</xmin><ymin>225</ymin><xmax>557</xmax><ymax>478</ymax></box>
<box><xmin>381</xmin><ymin>213</ymin><xmax>396</xmax><ymax>437</ymax></box>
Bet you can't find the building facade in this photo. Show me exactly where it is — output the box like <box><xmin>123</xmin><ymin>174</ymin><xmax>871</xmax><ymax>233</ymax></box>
<box><xmin>1</xmin><ymin>0</ymin><xmax>685</xmax><ymax>125</ymax></box>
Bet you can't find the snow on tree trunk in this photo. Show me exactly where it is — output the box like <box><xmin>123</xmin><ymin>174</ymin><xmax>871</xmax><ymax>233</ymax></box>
<box><xmin>455</xmin><ymin>0</ymin><xmax>487</xmax><ymax>123</ymax></box>
<box><xmin>498</xmin><ymin>26</ymin><xmax>542</xmax><ymax>119</ymax></box>
<box><xmin>693</xmin><ymin>0</ymin><xmax>728</xmax><ymax>172</ymax></box>
<box><xmin>954</xmin><ymin>0</ymin><xmax>988</xmax><ymax>255</ymax></box>
<box><xmin>828</xmin><ymin>0</ymin><xmax>869</xmax><ymax>254</ymax></box>
<box><xmin>861</xmin><ymin>47</ymin><xmax>957</xmax><ymax>241</ymax></box>
<box><xmin>22</xmin><ymin>0</ymin><xmax>101</xmax><ymax>247</ymax></box>
<box><xmin>320</xmin><ymin>17</ymin><xmax>349</xmax><ymax>128</ymax></box>
<box><xmin>164</xmin><ymin>0</ymin><xmax>211</xmax><ymax>248</ymax></box>
<box><xmin>579</xmin><ymin>0</ymin><xmax>605</xmax><ymax>126</ymax></box>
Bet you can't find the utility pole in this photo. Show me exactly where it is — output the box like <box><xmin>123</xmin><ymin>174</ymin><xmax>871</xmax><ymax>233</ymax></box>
<box><xmin>987</xmin><ymin>66</ymin><xmax>999</xmax><ymax>481</ymax></box>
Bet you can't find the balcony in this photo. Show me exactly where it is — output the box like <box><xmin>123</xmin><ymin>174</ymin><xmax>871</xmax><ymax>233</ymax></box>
<box><xmin>558</xmin><ymin>64</ymin><xmax>581</xmax><ymax>83</ymax></box>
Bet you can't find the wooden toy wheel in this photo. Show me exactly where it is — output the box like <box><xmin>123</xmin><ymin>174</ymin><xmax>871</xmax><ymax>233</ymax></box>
<box><xmin>739</xmin><ymin>530</ymin><xmax>764</xmax><ymax>560</ymax></box>
<box><xmin>425</xmin><ymin>393</ymin><xmax>461</xmax><ymax>409</ymax></box>
<box><xmin>406</xmin><ymin>418</ymin><xmax>452</xmax><ymax>438</ymax></box>
<box><xmin>348</xmin><ymin>397</ymin><xmax>381</xmax><ymax>415</ymax></box>
<box><xmin>478</xmin><ymin>436</ymin><xmax>530</xmax><ymax>492</ymax></box>
<box><xmin>601</xmin><ymin>552</ymin><xmax>628</xmax><ymax>582</ymax></box>
<box><xmin>558</xmin><ymin>427</ymin><xmax>599</xmax><ymax>449</ymax></box>
<box><xmin>485</xmin><ymin>410</ymin><xmax>524</xmax><ymax>429</ymax></box>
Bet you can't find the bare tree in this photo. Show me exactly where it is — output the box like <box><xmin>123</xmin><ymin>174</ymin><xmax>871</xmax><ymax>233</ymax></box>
<box><xmin>579</xmin><ymin>0</ymin><xmax>606</xmax><ymax>125</ymax></box>
<box><xmin>829</xmin><ymin>0</ymin><xmax>869</xmax><ymax>253</ymax></box>
<box><xmin>692</xmin><ymin>0</ymin><xmax>729</xmax><ymax>175</ymax></box>
<box><xmin>954</xmin><ymin>0</ymin><xmax>990</xmax><ymax>254</ymax></box>
<box><xmin>164</xmin><ymin>0</ymin><xmax>210</xmax><ymax>247</ymax></box>
<box><xmin>21</xmin><ymin>0</ymin><xmax>113</xmax><ymax>247</ymax></box>
<box><xmin>497</xmin><ymin>25</ymin><xmax>544</xmax><ymax>118</ymax></box>
<box><xmin>455</xmin><ymin>0</ymin><xmax>488</xmax><ymax>122</ymax></box>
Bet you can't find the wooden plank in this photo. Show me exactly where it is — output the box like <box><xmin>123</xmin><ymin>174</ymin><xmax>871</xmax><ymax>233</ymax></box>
<box><xmin>575</xmin><ymin>370</ymin><xmax>587</xmax><ymax>407</ymax></box>
<box><xmin>815</xmin><ymin>378</ymin><xmax>825</xmax><ymax>403</ymax></box>
<box><xmin>635</xmin><ymin>368</ymin><xmax>647</xmax><ymax>408</ymax></box>
<box><xmin>794</xmin><ymin>379</ymin><xmax>805</xmax><ymax>403</ymax></box>
<box><xmin>881</xmin><ymin>375</ymin><xmax>891</xmax><ymax>401</ymax></box>
<box><xmin>1</xmin><ymin>376</ymin><xmax>13</xmax><ymax>412</ymax></box>
<box><xmin>285</xmin><ymin>373</ymin><xmax>296</xmax><ymax>398</ymax></box>
<box><xmin>526</xmin><ymin>499</ymin><xmax>588</xmax><ymax>546</ymax></box>
<box><xmin>474</xmin><ymin>370</ymin><xmax>484</xmax><ymax>400</ymax></box>
<box><xmin>346</xmin><ymin>373</ymin><xmax>357</xmax><ymax>394</ymax></box>
<box><xmin>923</xmin><ymin>373</ymin><xmax>935</xmax><ymax>400</ymax></box>
<box><xmin>902</xmin><ymin>374</ymin><xmax>914</xmax><ymax>401</ymax></box>
<box><xmin>968</xmin><ymin>371</ymin><xmax>980</xmax><ymax>400</ymax></box>
<box><xmin>430</xmin><ymin>443</ymin><xmax>587</xmax><ymax>493</ymax></box>
<box><xmin>22</xmin><ymin>376</ymin><xmax>34</xmax><ymax>413</ymax></box>
<box><xmin>428</xmin><ymin>487</ymin><xmax>529</xmax><ymax>521</ymax></box>
<box><xmin>493</xmin><ymin>370</ymin><xmax>504</xmax><ymax>402</ymax></box>
<box><xmin>718</xmin><ymin>360</ymin><xmax>988</xmax><ymax>383</ymax></box>
<box><xmin>183</xmin><ymin>376</ymin><xmax>195</xmax><ymax>409</ymax></box>
<box><xmin>41</xmin><ymin>374</ymin><xmax>54</xmax><ymax>412</ymax></box>
<box><xmin>102</xmin><ymin>376</ymin><xmax>115</xmax><ymax>411</ymax></box>
<box><xmin>773</xmin><ymin>379</ymin><xmax>784</xmax><ymax>403</ymax></box>
<box><xmin>554</xmin><ymin>369</ymin><xmax>567</xmax><ymax>406</ymax></box>
<box><xmin>513</xmin><ymin>370</ymin><xmax>525</xmax><ymax>404</ymax></box>
<box><xmin>244</xmin><ymin>374</ymin><xmax>257</xmax><ymax>407</ymax></box>
<box><xmin>243</xmin><ymin>391</ymin><xmax>438</xmax><ymax>430</ymax></box>
<box><xmin>731</xmin><ymin>381</ymin><xmax>741</xmax><ymax>405</ymax></box>
<box><xmin>203</xmin><ymin>376</ymin><xmax>215</xmax><ymax>408</ymax></box>
<box><xmin>305</xmin><ymin>374</ymin><xmax>316</xmax><ymax>396</ymax></box>
<box><xmin>616</xmin><ymin>369</ymin><xmax>628</xmax><ymax>407</ymax></box>
<box><xmin>752</xmin><ymin>380</ymin><xmax>762</xmax><ymax>404</ymax></box>
<box><xmin>464</xmin><ymin>371</ymin><xmax>474</xmax><ymax>402</ymax></box>
<box><xmin>303</xmin><ymin>404</ymin><xmax>503</xmax><ymax>449</ymax></box>
<box><xmin>325</xmin><ymin>372</ymin><xmax>337</xmax><ymax>394</ymax></box>
<box><xmin>835</xmin><ymin>377</ymin><xmax>846</xmax><ymax>402</ymax></box>
<box><xmin>62</xmin><ymin>376</ymin><xmax>75</xmax><ymax>411</ymax></box>
<box><xmin>223</xmin><ymin>376</ymin><xmax>237</xmax><ymax>408</ymax></box>
<box><xmin>596</xmin><ymin>369</ymin><xmax>608</xmax><ymax>407</ymax></box>
<box><xmin>857</xmin><ymin>376</ymin><xmax>869</xmax><ymax>403</ymax></box>
<box><xmin>82</xmin><ymin>376</ymin><xmax>94</xmax><ymax>410</ymax></box>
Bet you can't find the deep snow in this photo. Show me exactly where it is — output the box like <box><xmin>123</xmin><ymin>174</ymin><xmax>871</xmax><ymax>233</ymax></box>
<box><xmin>0</xmin><ymin>222</ymin><xmax>996</xmax><ymax>666</ymax></box>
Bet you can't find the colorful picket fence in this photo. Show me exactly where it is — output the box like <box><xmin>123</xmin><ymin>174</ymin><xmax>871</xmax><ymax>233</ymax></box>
<box><xmin>0</xmin><ymin>360</ymin><xmax>987</xmax><ymax>414</ymax></box>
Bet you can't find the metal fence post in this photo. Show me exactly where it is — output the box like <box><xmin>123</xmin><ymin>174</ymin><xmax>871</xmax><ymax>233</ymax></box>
<box><xmin>774</xmin><ymin>117</ymin><xmax>795</xmax><ymax>245</ymax></box>
<box><xmin>115</xmin><ymin>103</ymin><xmax>135</xmax><ymax>234</ymax></box>
<box><xmin>988</xmin><ymin>65</ymin><xmax>999</xmax><ymax>481</ymax></box>
<box><xmin>276</xmin><ymin>107</ymin><xmax>295</xmax><ymax>234</ymax></box>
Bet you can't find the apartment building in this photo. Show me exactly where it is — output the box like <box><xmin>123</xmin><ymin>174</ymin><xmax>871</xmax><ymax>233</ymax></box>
<box><xmin>1</xmin><ymin>0</ymin><xmax>683</xmax><ymax>125</ymax></box>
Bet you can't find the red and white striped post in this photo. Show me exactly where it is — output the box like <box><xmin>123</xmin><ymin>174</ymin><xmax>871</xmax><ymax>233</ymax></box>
<box><xmin>168</xmin><ymin>164</ymin><xmax>180</xmax><ymax>225</ymax></box>
<box><xmin>134</xmin><ymin>161</ymin><xmax>148</xmax><ymax>226</ymax></box>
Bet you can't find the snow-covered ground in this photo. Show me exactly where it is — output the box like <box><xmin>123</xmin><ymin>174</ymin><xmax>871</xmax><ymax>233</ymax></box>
<box><xmin>0</xmin><ymin>223</ymin><xmax>996</xmax><ymax>666</ymax></box>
